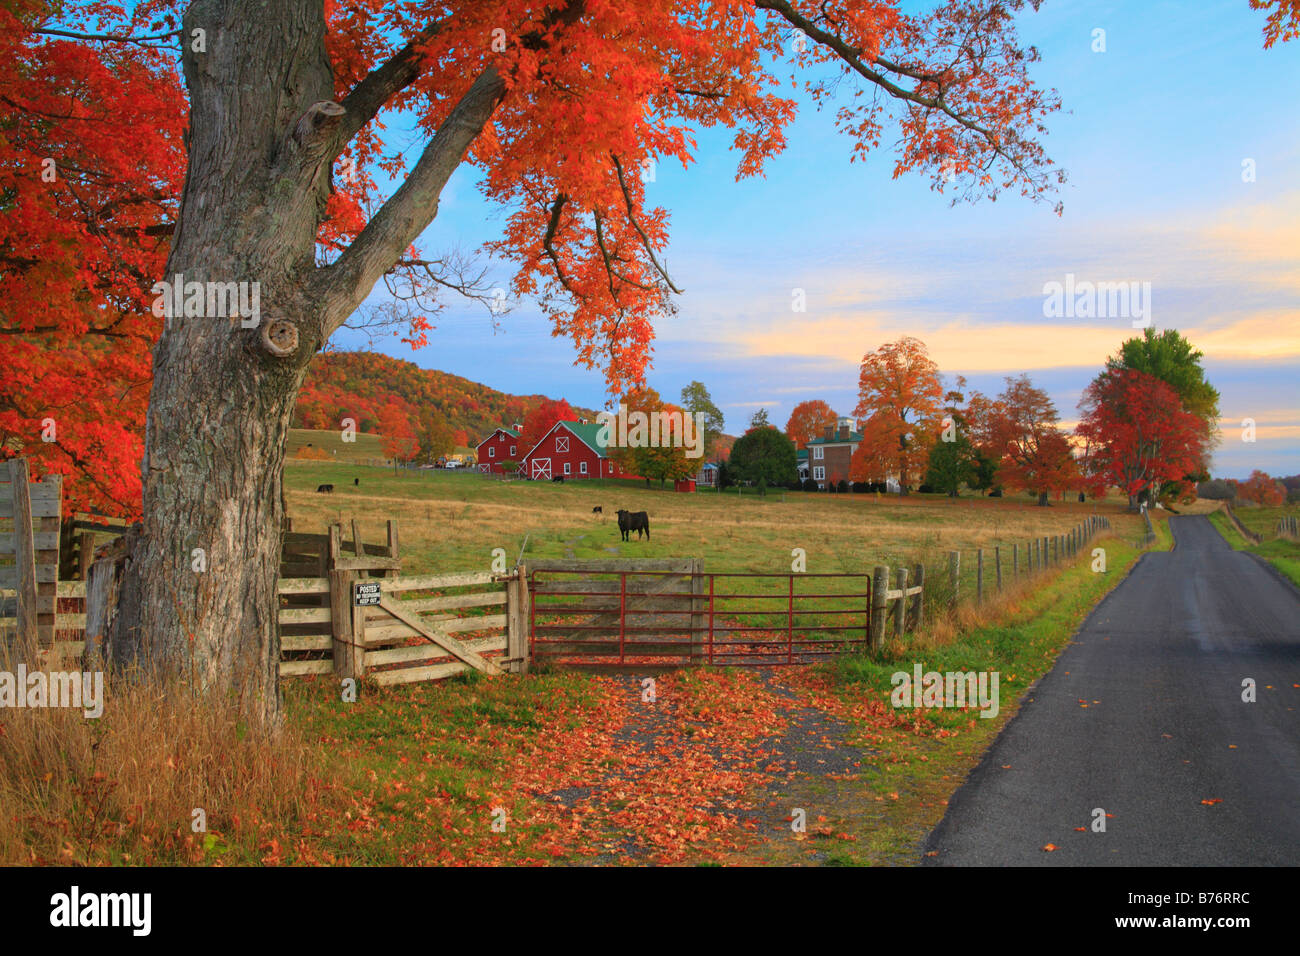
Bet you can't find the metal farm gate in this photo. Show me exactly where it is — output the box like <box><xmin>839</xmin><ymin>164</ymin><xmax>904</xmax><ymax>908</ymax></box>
<box><xmin>527</xmin><ymin>559</ymin><xmax>873</xmax><ymax>668</ymax></box>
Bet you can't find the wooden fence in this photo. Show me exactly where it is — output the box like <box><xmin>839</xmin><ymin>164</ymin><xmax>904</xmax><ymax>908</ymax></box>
<box><xmin>0</xmin><ymin>461</ymin><xmax>67</xmax><ymax>663</ymax></box>
<box><xmin>1278</xmin><ymin>515</ymin><xmax>1298</xmax><ymax>539</ymax></box>
<box><xmin>940</xmin><ymin>514</ymin><xmax>1112</xmax><ymax>609</ymax></box>
<box><xmin>1222</xmin><ymin>503</ymin><xmax>1262</xmax><ymax>544</ymax></box>
<box><xmin>278</xmin><ymin>567</ymin><xmax>524</xmax><ymax>685</ymax></box>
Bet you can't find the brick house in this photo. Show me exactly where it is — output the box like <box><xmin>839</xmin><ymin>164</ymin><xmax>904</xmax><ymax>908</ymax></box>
<box><xmin>804</xmin><ymin>416</ymin><xmax>862</xmax><ymax>489</ymax></box>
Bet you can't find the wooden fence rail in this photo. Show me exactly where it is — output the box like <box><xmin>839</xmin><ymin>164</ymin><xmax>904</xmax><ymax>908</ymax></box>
<box><xmin>945</xmin><ymin>514</ymin><xmax>1112</xmax><ymax>610</ymax></box>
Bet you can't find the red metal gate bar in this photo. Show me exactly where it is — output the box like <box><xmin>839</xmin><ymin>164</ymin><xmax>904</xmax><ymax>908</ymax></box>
<box><xmin>708</xmin><ymin>573</ymin><xmax>715</xmax><ymax>665</ymax></box>
<box><xmin>527</xmin><ymin>567</ymin><xmax>877</xmax><ymax>665</ymax></box>
<box><xmin>528</xmin><ymin>568</ymin><xmax>536</xmax><ymax>659</ymax></box>
<box><xmin>618</xmin><ymin>571</ymin><xmax>626</xmax><ymax>665</ymax></box>
<box><xmin>787</xmin><ymin>574</ymin><xmax>794</xmax><ymax>664</ymax></box>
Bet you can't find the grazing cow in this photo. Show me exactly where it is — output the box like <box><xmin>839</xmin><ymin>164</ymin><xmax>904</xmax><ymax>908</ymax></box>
<box><xmin>592</xmin><ymin>506</ymin><xmax>602</xmax><ymax>514</ymax></box>
<box><xmin>615</xmin><ymin>509</ymin><xmax>650</xmax><ymax>541</ymax></box>
<box><xmin>552</xmin><ymin>475</ymin><xmax>565</xmax><ymax>483</ymax></box>
<box><xmin>354</xmin><ymin>478</ymin><xmax>360</xmax><ymax>486</ymax></box>
<box><xmin>316</xmin><ymin>484</ymin><xmax>334</xmax><ymax>493</ymax></box>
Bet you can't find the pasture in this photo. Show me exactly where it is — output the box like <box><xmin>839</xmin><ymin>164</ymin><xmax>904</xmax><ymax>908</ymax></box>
<box><xmin>2</xmin><ymin>459</ymin><xmax>1171</xmax><ymax>867</ymax></box>
<box><xmin>283</xmin><ymin>461</ymin><xmax>1148</xmax><ymax>598</ymax></box>
<box><xmin>287</xmin><ymin>427</ymin><xmax>386</xmax><ymax>462</ymax></box>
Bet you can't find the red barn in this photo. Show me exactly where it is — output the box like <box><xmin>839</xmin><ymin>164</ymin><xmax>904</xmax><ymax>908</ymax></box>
<box><xmin>475</xmin><ymin>425</ymin><xmax>522</xmax><ymax>474</ymax></box>
<box><xmin>520</xmin><ymin>420</ymin><xmax>633</xmax><ymax>480</ymax></box>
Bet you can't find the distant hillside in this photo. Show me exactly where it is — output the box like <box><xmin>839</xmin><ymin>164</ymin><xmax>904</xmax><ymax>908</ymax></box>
<box><xmin>294</xmin><ymin>350</ymin><xmax>599</xmax><ymax>444</ymax></box>
<box><xmin>286</xmin><ymin>429</ymin><xmax>386</xmax><ymax>462</ymax></box>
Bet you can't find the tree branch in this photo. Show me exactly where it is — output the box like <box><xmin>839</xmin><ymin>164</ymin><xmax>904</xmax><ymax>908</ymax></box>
<box><xmin>335</xmin><ymin>20</ymin><xmax>448</xmax><ymax>152</ymax></box>
<box><xmin>315</xmin><ymin>65</ymin><xmax>507</xmax><ymax>332</ymax></box>
<box><xmin>610</xmin><ymin>154</ymin><xmax>683</xmax><ymax>294</ymax></box>
<box><xmin>33</xmin><ymin>27</ymin><xmax>181</xmax><ymax>49</ymax></box>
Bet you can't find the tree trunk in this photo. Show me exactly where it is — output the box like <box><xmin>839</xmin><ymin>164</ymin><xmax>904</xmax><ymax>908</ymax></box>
<box><xmin>109</xmin><ymin>1</ymin><xmax>339</xmax><ymax>724</ymax></box>
<box><xmin>108</xmin><ymin>1</ymin><xmax>507</xmax><ymax>725</ymax></box>
<box><xmin>1037</xmin><ymin>491</ymin><xmax>1049</xmax><ymax>506</ymax></box>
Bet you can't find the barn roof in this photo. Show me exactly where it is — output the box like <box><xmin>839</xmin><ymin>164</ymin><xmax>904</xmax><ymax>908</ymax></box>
<box><xmin>520</xmin><ymin>419</ymin><xmax>611</xmax><ymax>459</ymax></box>
<box><xmin>561</xmin><ymin>420</ymin><xmax>610</xmax><ymax>456</ymax></box>
<box><xmin>475</xmin><ymin>426</ymin><xmax>520</xmax><ymax>449</ymax></box>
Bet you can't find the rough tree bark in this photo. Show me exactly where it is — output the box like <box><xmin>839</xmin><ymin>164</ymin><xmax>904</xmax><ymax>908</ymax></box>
<box><xmin>108</xmin><ymin>0</ymin><xmax>505</xmax><ymax>723</ymax></box>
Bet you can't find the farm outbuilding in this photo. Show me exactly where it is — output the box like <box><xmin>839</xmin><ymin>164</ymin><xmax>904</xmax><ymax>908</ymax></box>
<box><xmin>519</xmin><ymin>420</ymin><xmax>634</xmax><ymax>480</ymax></box>
<box><xmin>475</xmin><ymin>425</ymin><xmax>522</xmax><ymax>474</ymax></box>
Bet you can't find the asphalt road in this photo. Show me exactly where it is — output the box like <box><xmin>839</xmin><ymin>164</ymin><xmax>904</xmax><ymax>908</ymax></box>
<box><xmin>924</xmin><ymin>515</ymin><xmax>1300</xmax><ymax>865</ymax></box>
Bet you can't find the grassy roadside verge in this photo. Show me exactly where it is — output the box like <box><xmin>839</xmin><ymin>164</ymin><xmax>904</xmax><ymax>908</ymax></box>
<box><xmin>723</xmin><ymin>524</ymin><xmax>1164</xmax><ymax>866</ymax></box>
<box><xmin>1209</xmin><ymin>510</ymin><xmax>1300</xmax><ymax>589</ymax></box>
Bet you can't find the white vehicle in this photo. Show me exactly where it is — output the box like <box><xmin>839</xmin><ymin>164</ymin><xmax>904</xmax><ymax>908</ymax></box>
<box><xmin>444</xmin><ymin>460</ymin><xmax>460</xmax><ymax>469</ymax></box>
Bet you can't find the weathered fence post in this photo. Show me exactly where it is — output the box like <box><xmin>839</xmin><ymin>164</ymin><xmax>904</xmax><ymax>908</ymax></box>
<box><xmin>948</xmin><ymin>551</ymin><xmax>960</xmax><ymax>610</ymax></box>
<box><xmin>505</xmin><ymin>563</ymin><xmax>531</xmax><ymax>674</ymax></box>
<box><xmin>689</xmin><ymin>557</ymin><xmax>705</xmax><ymax>662</ymax></box>
<box><xmin>1013</xmin><ymin>543</ymin><xmax>1019</xmax><ymax>577</ymax></box>
<box><xmin>83</xmin><ymin>534</ymin><xmax>131</xmax><ymax>668</ymax></box>
<box><xmin>894</xmin><ymin>566</ymin><xmax>908</xmax><ymax>638</ymax></box>
<box><xmin>995</xmin><ymin>546</ymin><xmax>1003</xmax><ymax>591</ymax></box>
<box><xmin>329</xmin><ymin>568</ymin><xmax>366</xmax><ymax>682</ymax></box>
<box><xmin>5</xmin><ymin>459</ymin><xmax>39</xmax><ymax>663</ymax></box>
<box><xmin>910</xmin><ymin>563</ymin><xmax>925</xmax><ymax>631</ymax></box>
<box><xmin>870</xmin><ymin>564</ymin><xmax>889</xmax><ymax>649</ymax></box>
<box><xmin>976</xmin><ymin>549</ymin><xmax>984</xmax><ymax>604</ymax></box>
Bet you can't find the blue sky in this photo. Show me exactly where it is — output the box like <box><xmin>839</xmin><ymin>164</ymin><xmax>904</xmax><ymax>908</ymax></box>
<box><xmin>328</xmin><ymin>0</ymin><xmax>1300</xmax><ymax>479</ymax></box>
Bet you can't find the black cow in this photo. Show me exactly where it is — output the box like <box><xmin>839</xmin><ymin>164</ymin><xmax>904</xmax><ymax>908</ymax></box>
<box><xmin>552</xmin><ymin>475</ymin><xmax>565</xmax><ymax>483</ymax></box>
<box><xmin>316</xmin><ymin>484</ymin><xmax>334</xmax><ymax>493</ymax></box>
<box><xmin>615</xmin><ymin>509</ymin><xmax>650</xmax><ymax>541</ymax></box>
<box><xmin>354</xmin><ymin>478</ymin><xmax>360</xmax><ymax>486</ymax></box>
<box><xmin>592</xmin><ymin>506</ymin><xmax>602</xmax><ymax>514</ymax></box>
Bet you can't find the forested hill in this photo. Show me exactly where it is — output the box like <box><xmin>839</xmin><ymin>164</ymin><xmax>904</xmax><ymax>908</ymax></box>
<box><xmin>294</xmin><ymin>350</ymin><xmax>599</xmax><ymax>444</ymax></box>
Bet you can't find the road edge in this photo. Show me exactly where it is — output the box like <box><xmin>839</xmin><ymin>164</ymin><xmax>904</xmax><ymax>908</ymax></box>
<box><xmin>918</xmin><ymin>546</ymin><xmax>1155</xmax><ymax>864</ymax></box>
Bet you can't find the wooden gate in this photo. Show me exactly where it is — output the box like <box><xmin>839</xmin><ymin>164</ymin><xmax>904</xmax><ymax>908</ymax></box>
<box><xmin>0</xmin><ymin>460</ymin><xmax>63</xmax><ymax>660</ymax></box>
<box><xmin>526</xmin><ymin>560</ymin><xmax>879</xmax><ymax>668</ymax></box>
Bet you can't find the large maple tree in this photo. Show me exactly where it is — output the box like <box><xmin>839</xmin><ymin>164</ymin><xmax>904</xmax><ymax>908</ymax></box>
<box><xmin>15</xmin><ymin>0</ymin><xmax>1063</xmax><ymax>719</ymax></box>
<box><xmin>1076</xmin><ymin>367</ymin><xmax>1208</xmax><ymax>509</ymax></box>
<box><xmin>851</xmin><ymin>336</ymin><xmax>944</xmax><ymax>492</ymax></box>
<box><xmin>983</xmin><ymin>373</ymin><xmax>1076</xmax><ymax>506</ymax></box>
<box><xmin>784</xmin><ymin>399</ymin><xmax>838</xmax><ymax>450</ymax></box>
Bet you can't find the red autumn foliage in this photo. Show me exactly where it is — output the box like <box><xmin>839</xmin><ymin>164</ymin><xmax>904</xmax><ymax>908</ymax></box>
<box><xmin>0</xmin><ymin>0</ymin><xmax>186</xmax><ymax>517</ymax></box>
<box><xmin>784</xmin><ymin>400</ymin><xmax>839</xmax><ymax>450</ymax></box>
<box><xmin>521</xmin><ymin>398</ymin><xmax>577</xmax><ymax>454</ymax></box>
<box><xmin>1076</xmin><ymin>368</ymin><xmax>1208</xmax><ymax>506</ymax></box>
<box><xmin>1234</xmin><ymin>469</ymin><xmax>1286</xmax><ymax>506</ymax></box>
<box><xmin>375</xmin><ymin>401</ymin><xmax>419</xmax><ymax>461</ymax></box>
<box><xmin>983</xmin><ymin>375</ymin><xmax>1078</xmax><ymax>504</ymax></box>
<box><xmin>5</xmin><ymin>0</ymin><xmax>1063</xmax><ymax>514</ymax></box>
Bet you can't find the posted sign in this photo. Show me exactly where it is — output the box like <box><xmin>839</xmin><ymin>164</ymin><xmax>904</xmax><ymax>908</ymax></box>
<box><xmin>353</xmin><ymin>581</ymin><xmax>382</xmax><ymax>606</ymax></box>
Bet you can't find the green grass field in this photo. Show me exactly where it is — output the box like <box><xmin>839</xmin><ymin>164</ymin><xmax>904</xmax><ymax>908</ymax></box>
<box><xmin>287</xmin><ymin>427</ymin><xmax>386</xmax><ymax>461</ymax></box>
<box><xmin>1209</xmin><ymin>508</ymin><xmax>1300</xmax><ymax>589</ymax></box>
<box><xmin>1224</xmin><ymin>503</ymin><xmax>1300</xmax><ymax>539</ymax></box>
<box><xmin>271</xmin><ymin>466</ymin><xmax>1165</xmax><ymax>866</ymax></box>
<box><xmin>283</xmin><ymin>459</ymin><xmax>1149</xmax><ymax>589</ymax></box>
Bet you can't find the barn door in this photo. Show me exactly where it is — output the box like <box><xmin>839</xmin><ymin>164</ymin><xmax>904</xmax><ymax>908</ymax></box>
<box><xmin>531</xmin><ymin>458</ymin><xmax>552</xmax><ymax>480</ymax></box>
